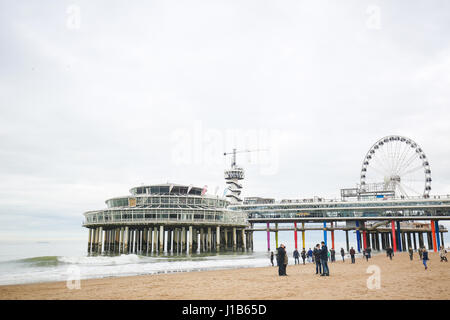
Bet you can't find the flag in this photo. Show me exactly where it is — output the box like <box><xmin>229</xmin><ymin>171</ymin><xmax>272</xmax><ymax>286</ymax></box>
<box><xmin>201</xmin><ymin>185</ymin><xmax>208</xmax><ymax>196</ymax></box>
<box><xmin>169</xmin><ymin>184</ymin><xmax>174</xmax><ymax>194</ymax></box>
<box><xmin>187</xmin><ymin>184</ymin><xmax>193</xmax><ymax>194</ymax></box>
<box><xmin>223</xmin><ymin>188</ymin><xmax>228</xmax><ymax>197</ymax></box>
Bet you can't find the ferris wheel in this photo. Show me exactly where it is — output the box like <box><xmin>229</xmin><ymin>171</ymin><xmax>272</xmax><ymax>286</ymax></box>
<box><xmin>360</xmin><ymin>135</ymin><xmax>431</xmax><ymax>198</ymax></box>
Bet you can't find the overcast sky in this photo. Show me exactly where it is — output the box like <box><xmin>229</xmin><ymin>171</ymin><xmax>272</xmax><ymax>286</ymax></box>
<box><xmin>1</xmin><ymin>0</ymin><xmax>450</xmax><ymax>241</ymax></box>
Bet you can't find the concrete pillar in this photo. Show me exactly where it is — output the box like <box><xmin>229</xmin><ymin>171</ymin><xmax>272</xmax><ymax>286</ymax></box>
<box><xmin>166</xmin><ymin>228</ymin><xmax>171</xmax><ymax>253</ymax></box>
<box><xmin>356</xmin><ymin>221</ymin><xmax>361</xmax><ymax>253</ymax></box>
<box><xmin>233</xmin><ymin>227</ymin><xmax>237</xmax><ymax>251</ymax></box>
<box><xmin>123</xmin><ymin>227</ymin><xmax>128</xmax><ymax>253</ymax></box>
<box><xmin>223</xmin><ymin>227</ymin><xmax>228</xmax><ymax>250</ymax></box>
<box><xmin>153</xmin><ymin>227</ymin><xmax>158</xmax><ymax>253</ymax></box>
<box><xmin>266</xmin><ymin>223</ymin><xmax>270</xmax><ymax>251</ymax></box>
<box><xmin>98</xmin><ymin>227</ymin><xmax>103</xmax><ymax>254</ymax></box>
<box><xmin>189</xmin><ymin>226</ymin><xmax>193</xmax><ymax>253</ymax></box>
<box><xmin>427</xmin><ymin>232</ymin><xmax>433</xmax><ymax>250</ymax></box>
<box><xmin>207</xmin><ymin>227</ymin><xmax>212</xmax><ymax>251</ymax></box>
<box><xmin>413</xmin><ymin>232</ymin><xmax>417</xmax><ymax>250</ymax></box>
<box><xmin>181</xmin><ymin>227</ymin><xmax>186</xmax><ymax>252</ymax></box>
<box><xmin>241</xmin><ymin>229</ymin><xmax>246</xmax><ymax>250</ymax></box>
<box><xmin>441</xmin><ymin>232</ymin><xmax>445</xmax><ymax>248</ymax></box>
<box><xmin>159</xmin><ymin>225</ymin><xmax>164</xmax><ymax>252</ymax></box>
<box><xmin>418</xmin><ymin>232</ymin><xmax>424</xmax><ymax>248</ymax></box>
<box><xmin>215</xmin><ymin>226</ymin><xmax>220</xmax><ymax>251</ymax></box>
<box><xmin>407</xmin><ymin>232</ymin><xmax>412</xmax><ymax>249</ymax></box>
<box><xmin>148</xmin><ymin>228</ymin><xmax>152</xmax><ymax>253</ymax></box>
<box><xmin>88</xmin><ymin>228</ymin><xmax>92</xmax><ymax>253</ymax></box>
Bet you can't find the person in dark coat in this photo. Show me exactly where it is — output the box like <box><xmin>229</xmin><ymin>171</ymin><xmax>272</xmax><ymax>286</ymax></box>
<box><xmin>422</xmin><ymin>248</ymin><xmax>429</xmax><ymax>270</ymax></box>
<box><xmin>408</xmin><ymin>248</ymin><xmax>414</xmax><ymax>261</ymax></box>
<box><xmin>270</xmin><ymin>251</ymin><xmax>274</xmax><ymax>266</ymax></box>
<box><xmin>293</xmin><ymin>249</ymin><xmax>300</xmax><ymax>265</ymax></box>
<box><xmin>386</xmin><ymin>247</ymin><xmax>393</xmax><ymax>260</ymax></box>
<box><xmin>313</xmin><ymin>244</ymin><xmax>322</xmax><ymax>274</ymax></box>
<box><xmin>320</xmin><ymin>241</ymin><xmax>329</xmax><ymax>276</ymax></box>
<box><xmin>330</xmin><ymin>248</ymin><xmax>336</xmax><ymax>262</ymax></box>
<box><xmin>277</xmin><ymin>244</ymin><xmax>287</xmax><ymax>276</ymax></box>
<box><xmin>340</xmin><ymin>248</ymin><xmax>345</xmax><ymax>262</ymax></box>
<box><xmin>301</xmin><ymin>248</ymin><xmax>306</xmax><ymax>265</ymax></box>
<box><xmin>349</xmin><ymin>247</ymin><xmax>356</xmax><ymax>263</ymax></box>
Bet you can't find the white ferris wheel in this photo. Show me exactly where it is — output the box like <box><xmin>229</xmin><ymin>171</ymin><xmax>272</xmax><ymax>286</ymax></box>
<box><xmin>360</xmin><ymin>135</ymin><xmax>431</xmax><ymax>198</ymax></box>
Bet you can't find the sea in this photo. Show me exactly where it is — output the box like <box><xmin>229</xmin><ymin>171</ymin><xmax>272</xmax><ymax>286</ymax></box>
<box><xmin>0</xmin><ymin>230</ymin><xmax>365</xmax><ymax>286</ymax></box>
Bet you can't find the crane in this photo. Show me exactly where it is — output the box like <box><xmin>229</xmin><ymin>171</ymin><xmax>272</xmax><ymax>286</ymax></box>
<box><xmin>223</xmin><ymin>148</ymin><xmax>267</xmax><ymax>168</ymax></box>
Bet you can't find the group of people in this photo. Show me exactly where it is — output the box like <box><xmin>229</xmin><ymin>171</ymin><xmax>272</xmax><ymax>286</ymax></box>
<box><xmin>270</xmin><ymin>241</ymin><xmax>449</xmax><ymax>276</ymax></box>
<box><xmin>272</xmin><ymin>242</ymin><xmax>330</xmax><ymax>277</ymax></box>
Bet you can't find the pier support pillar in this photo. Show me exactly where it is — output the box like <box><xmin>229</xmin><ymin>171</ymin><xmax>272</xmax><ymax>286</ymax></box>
<box><xmin>266</xmin><ymin>223</ymin><xmax>270</xmax><ymax>251</ymax></box>
<box><xmin>435</xmin><ymin>221</ymin><xmax>441</xmax><ymax>250</ymax></box>
<box><xmin>207</xmin><ymin>227</ymin><xmax>211</xmax><ymax>251</ymax></box>
<box><xmin>216</xmin><ymin>226</ymin><xmax>220</xmax><ymax>251</ymax></box>
<box><xmin>331</xmin><ymin>222</ymin><xmax>335</xmax><ymax>250</ymax></box>
<box><xmin>391</xmin><ymin>221</ymin><xmax>397</xmax><ymax>252</ymax></box>
<box><xmin>275</xmin><ymin>223</ymin><xmax>279</xmax><ymax>249</ymax></box>
<box><xmin>413</xmin><ymin>232</ymin><xmax>417</xmax><ymax>250</ymax></box>
<box><xmin>200</xmin><ymin>228</ymin><xmax>204</xmax><ymax>252</ymax></box>
<box><xmin>224</xmin><ymin>227</ymin><xmax>228</xmax><ymax>250</ymax></box>
<box><xmin>124</xmin><ymin>227</ymin><xmax>129</xmax><ymax>253</ymax></box>
<box><xmin>189</xmin><ymin>226</ymin><xmax>193</xmax><ymax>253</ymax></box>
<box><xmin>153</xmin><ymin>227</ymin><xmax>158</xmax><ymax>253</ymax></box>
<box><xmin>402</xmin><ymin>232</ymin><xmax>406</xmax><ymax>251</ymax></box>
<box><xmin>232</xmin><ymin>227</ymin><xmax>237</xmax><ymax>251</ymax></box>
<box><xmin>356</xmin><ymin>221</ymin><xmax>361</xmax><ymax>253</ymax></box>
<box><xmin>166</xmin><ymin>228</ymin><xmax>172</xmax><ymax>253</ymax></box>
<box><xmin>294</xmin><ymin>222</ymin><xmax>298</xmax><ymax>250</ymax></box>
<box><xmin>88</xmin><ymin>228</ymin><xmax>92</xmax><ymax>253</ymax></box>
<box><xmin>323</xmin><ymin>222</ymin><xmax>327</xmax><ymax>246</ymax></box>
<box><xmin>181</xmin><ymin>227</ymin><xmax>186</xmax><ymax>252</ymax></box>
<box><xmin>159</xmin><ymin>225</ymin><xmax>164</xmax><ymax>252</ymax></box>
<box><xmin>345</xmin><ymin>230</ymin><xmax>349</xmax><ymax>252</ymax></box>
<box><xmin>396</xmin><ymin>221</ymin><xmax>402</xmax><ymax>252</ymax></box>
<box><xmin>98</xmin><ymin>227</ymin><xmax>103</xmax><ymax>254</ymax></box>
<box><xmin>441</xmin><ymin>232</ymin><xmax>445</xmax><ymax>248</ymax></box>
<box><xmin>418</xmin><ymin>232</ymin><xmax>424</xmax><ymax>249</ymax></box>
<box><xmin>242</xmin><ymin>229</ymin><xmax>246</xmax><ymax>251</ymax></box>
<box><xmin>430</xmin><ymin>221</ymin><xmax>437</xmax><ymax>252</ymax></box>
<box><xmin>302</xmin><ymin>222</ymin><xmax>305</xmax><ymax>250</ymax></box>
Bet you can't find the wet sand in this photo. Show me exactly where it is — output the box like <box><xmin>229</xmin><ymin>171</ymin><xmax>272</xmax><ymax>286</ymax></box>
<box><xmin>0</xmin><ymin>252</ymin><xmax>449</xmax><ymax>300</ymax></box>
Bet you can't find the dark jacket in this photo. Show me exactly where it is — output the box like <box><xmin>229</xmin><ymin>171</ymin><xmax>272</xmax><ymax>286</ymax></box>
<box><xmin>341</xmin><ymin>249</ymin><xmax>345</xmax><ymax>256</ymax></box>
<box><xmin>301</xmin><ymin>250</ymin><xmax>306</xmax><ymax>259</ymax></box>
<box><xmin>320</xmin><ymin>245</ymin><xmax>328</xmax><ymax>260</ymax></box>
<box><xmin>422</xmin><ymin>251</ymin><xmax>429</xmax><ymax>261</ymax></box>
<box><xmin>277</xmin><ymin>247</ymin><xmax>286</xmax><ymax>264</ymax></box>
<box><xmin>313</xmin><ymin>248</ymin><xmax>321</xmax><ymax>262</ymax></box>
<box><xmin>293</xmin><ymin>250</ymin><xmax>299</xmax><ymax>258</ymax></box>
<box><xmin>349</xmin><ymin>248</ymin><xmax>355</xmax><ymax>255</ymax></box>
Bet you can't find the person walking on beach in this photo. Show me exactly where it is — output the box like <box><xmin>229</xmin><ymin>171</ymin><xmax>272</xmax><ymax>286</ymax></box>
<box><xmin>301</xmin><ymin>248</ymin><xmax>306</xmax><ymax>265</ymax></box>
<box><xmin>418</xmin><ymin>247</ymin><xmax>423</xmax><ymax>260</ymax></box>
<box><xmin>330</xmin><ymin>248</ymin><xmax>336</xmax><ymax>262</ymax></box>
<box><xmin>408</xmin><ymin>247</ymin><xmax>414</xmax><ymax>261</ymax></box>
<box><xmin>363</xmin><ymin>248</ymin><xmax>368</xmax><ymax>261</ymax></box>
<box><xmin>340</xmin><ymin>248</ymin><xmax>345</xmax><ymax>262</ymax></box>
<box><xmin>270</xmin><ymin>251</ymin><xmax>274</xmax><ymax>266</ymax></box>
<box><xmin>307</xmin><ymin>248</ymin><xmax>313</xmax><ymax>263</ymax></box>
<box><xmin>422</xmin><ymin>248</ymin><xmax>429</xmax><ymax>270</ymax></box>
<box><xmin>386</xmin><ymin>247</ymin><xmax>393</xmax><ymax>260</ymax></box>
<box><xmin>320</xmin><ymin>241</ymin><xmax>330</xmax><ymax>276</ymax></box>
<box><xmin>313</xmin><ymin>244</ymin><xmax>322</xmax><ymax>274</ymax></box>
<box><xmin>349</xmin><ymin>247</ymin><xmax>356</xmax><ymax>264</ymax></box>
<box><xmin>439</xmin><ymin>247</ymin><xmax>448</xmax><ymax>262</ymax></box>
<box><xmin>367</xmin><ymin>247</ymin><xmax>372</xmax><ymax>259</ymax></box>
<box><xmin>293</xmin><ymin>248</ymin><xmax>300</xmax><ymax>265</ymax></box>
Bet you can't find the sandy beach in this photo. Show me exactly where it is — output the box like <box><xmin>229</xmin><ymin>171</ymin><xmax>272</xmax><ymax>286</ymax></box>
<box><xmin>0</xmin><ymin>252</ymin><xmax>449</xmax><ymax>300</ymax></box>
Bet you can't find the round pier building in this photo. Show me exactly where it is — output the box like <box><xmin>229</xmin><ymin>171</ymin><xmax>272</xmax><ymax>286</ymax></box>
<box><xmin>83</xmin><ymin>183</ymin><xmax>251</xmax><ymax>255</ymax></box>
